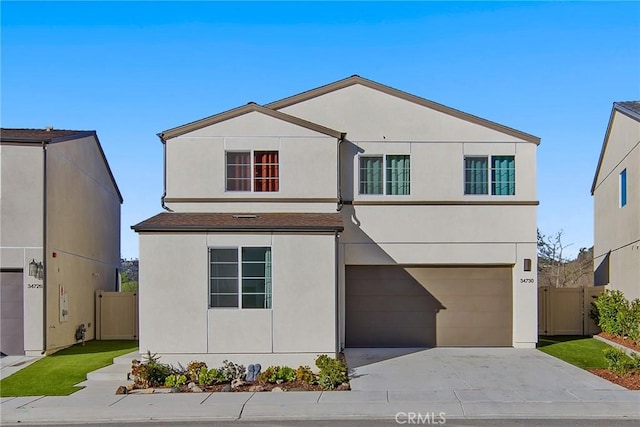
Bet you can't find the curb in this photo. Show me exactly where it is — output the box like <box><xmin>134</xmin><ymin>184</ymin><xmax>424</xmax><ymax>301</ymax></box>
<box><xmin>593</xmin><ymin>335</ymin><xmax>640</xmax><ymax>358</ymax></box>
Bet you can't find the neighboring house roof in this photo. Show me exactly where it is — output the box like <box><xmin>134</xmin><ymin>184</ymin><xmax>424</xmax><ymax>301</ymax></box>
<box><xmin>0</xmin><ymin>128</ymin><xmax>124</xmax><ymax>203</ymax></box>
<box><xmin>158</xmin><ymin>103</ymin><xmax>346</xmax><ymax>141</ymax></box>
<box><xmin>591</xmin><ymin>101</ymin><xmax>640</xmax><ymax>195</ymax></box>
<box><xmin>132</xmin><ymin>212</ymin><xmax>344</xmax><ymax>232</ymax></box>
<box><xmin>265</xmin><ymin>75</ymin><xmax>541</xmax><ymax>145</ymax></box>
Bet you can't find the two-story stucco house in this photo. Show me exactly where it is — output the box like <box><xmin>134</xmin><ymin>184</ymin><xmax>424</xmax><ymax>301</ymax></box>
<box><xmin>133</xmin><ymin>76</ymin><xmax>540</xmax><ymax>367</ymax></box>
<box><xmin>592</xmin><ymin>102</ymin><xmax>640</xmax><ymax>300</ymax></box>
<box><xmin>1</xmin><ymin>128</ymin><xmax>122</xmax><ymax>356</ymax></box>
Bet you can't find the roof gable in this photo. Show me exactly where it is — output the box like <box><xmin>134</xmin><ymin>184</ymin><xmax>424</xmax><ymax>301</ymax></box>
<box><xmin>159</xmin><ymin>103</ymin><xmax>344</xmax><ymax>141</ymax></box>
<box><xmin>591</xmin><ymin>101</ymin><xmax>640</xmax><ymax>195</ymax></box>
<box><xmin>266</xmin><ymin>75</ymin><xmax>540</xmax><ymax>145</ymax></box>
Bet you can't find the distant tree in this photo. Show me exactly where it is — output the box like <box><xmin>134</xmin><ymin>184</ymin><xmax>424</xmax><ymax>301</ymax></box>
<box><xmin>537</xmin><ymin>228</ymin><xmax>593</xmax><ymax>287</ymax></box>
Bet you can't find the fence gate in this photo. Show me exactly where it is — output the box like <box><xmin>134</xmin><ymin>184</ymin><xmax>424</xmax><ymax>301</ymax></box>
<box><xmin>95</xmin><ymin>290</ymin><xmax>138</xmax><ymax>340</ymax></box>
<box><xmin>538</xmin><ymin>286</ymin><xmax>603</xmax><ymax>336</ymax></box>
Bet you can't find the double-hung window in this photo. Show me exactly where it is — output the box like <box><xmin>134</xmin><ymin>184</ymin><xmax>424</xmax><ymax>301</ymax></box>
<box><xmin>359</xmin><ymin>155</ymin><xmax>410</xmax><ymax>195</ymax></box>
<box><xmin>464</xmin><ymin>155</ymin><xmax>515</xmax><ymax>195</ymax></box>
<box><xmin>226</xmin><ymin>151</ymin><xmax>279</xmax><ymax>192</ymax></box>
<box><xmin>209</xmin><ymin>247</ymin><xmax>272</xmax><ymax>309</ymax></box>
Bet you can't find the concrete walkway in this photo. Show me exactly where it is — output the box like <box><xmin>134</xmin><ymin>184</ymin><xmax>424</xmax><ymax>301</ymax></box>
<box><xmin>0</xmin><ymin>355</ymin><xmax>41</xmax><ymax>380</ymax></box>
<box><xmin>1</xmin><ymin>348</ymin><xmax>639</xmax><ymax>424</ymax></box>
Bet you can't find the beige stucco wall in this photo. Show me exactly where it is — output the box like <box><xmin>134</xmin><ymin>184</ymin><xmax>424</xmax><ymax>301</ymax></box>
<box><xmin>44</xmin><ymin>136</ymin><xmax>121</xmax><ymax>351</ymax></box>
<box><xmin>278</xmin><ymin>84</ymin><xmax>530</xmax><ymax>143</ymax></box>
<box><xmin>1</xmin><ymin>144</ymin><xmax>46</xmax><ymax>355</ymax></box>
<box><xmin>594</xmin><ymin>111</ymin><xmax>640</xmax><ymax>300</ymax></box>
<box><xmin>165</xmin><ymin>111</ymin><xmax>339</xmax><ymax>213</ymax></box>
<box><xmin>138</xmin><ymin>231</ymin><xmax>337</xmax><ymax>367</ymax></box>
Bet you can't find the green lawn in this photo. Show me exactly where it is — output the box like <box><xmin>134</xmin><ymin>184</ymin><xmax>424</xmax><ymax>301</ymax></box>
<box><xmin>538</xmin><ymin>335</ymin><xmax>610</xmax><ymax>369</ymax></box>
<box><xmin>0</xmin><ymin>340</ymin><xmax>137</xmax><ymax>397</ymax></box>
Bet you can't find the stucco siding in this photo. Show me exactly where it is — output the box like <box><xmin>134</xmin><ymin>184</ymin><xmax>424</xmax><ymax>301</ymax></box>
<box><xmin>140</xmin><ymin>232</ymin><xmax>337</xmax><ymax>363</ymax></box>
<box><xmin>278</xmin><ymin>84</ymin><xmax>529</xmax><ymax>143</ymax></box>
<box><xmin>0</xmin><ymin>144</ymin><xmax>43</xmax><ymax>249</ymax></box>
<box><xmin>45</xmin><ymin>136</ymin><xmax>121</xmax><ymax>351</ymax></box>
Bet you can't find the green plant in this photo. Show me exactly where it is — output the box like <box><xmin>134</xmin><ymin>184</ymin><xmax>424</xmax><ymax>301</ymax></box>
<box><xmin>295</xmin><ymin>365</ymin><xmax>316</xmax><ymax>384</ymax></box>
<box><xmin>593</xmin><ymin>290</ymin><xmax>640</xmax><ymax>343</ymax></box>
<box><xmin>257</xmin><ymin>366</ymin><xmax>296</xmax><ymax>383</ymax></box>
<box><xmin>164</xmin><ymin>374</ymin><xmax>187</xmax><ymax>388</ymax></box>
<box><xmin>131</xmin><ymin>350</ymin><xmax>173</xmax><ymax>387</ymax></box>
<box><xmin>315</xmin><ymin>355</ymin><xmax>348</xmax><ymax>390</ymax></box>
<box><xmin>186</xmin><ymin>361</ymin><xmax>208</xmax><ymax>382</ymax></box>
<box><xmin>198</xmin><ymin>368</ymin><xmax>223</xmax><ymax>386</ymax></box>
<box><xmin>218</xmin><ymin>360</ymin><xmax>246</xmax><ymax>382</ymax></box>
<box><xmin>603</xmin><ymin>347</ymin><xmax>635</xmax><ymax>376</ymax></box>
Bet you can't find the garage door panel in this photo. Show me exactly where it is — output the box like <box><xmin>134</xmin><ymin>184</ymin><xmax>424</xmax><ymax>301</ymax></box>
<box><xmin>1</xmin><ymin>271</ymin><xmax>25</xmax><ymax>355</ymax></box>
<box><xmin>1</xmin><ymin>302</ymin><xmax>23</xmax><ymax>318</ymax></box>
<box><xmin>347</xmin><ymin>295</ymin><xmax>442</xmax><ymax>312</ymax></box>
<box><xmin>346</xmin><ymin>266</ymin><xmax>512</xmax><ymax>347</ymax></box>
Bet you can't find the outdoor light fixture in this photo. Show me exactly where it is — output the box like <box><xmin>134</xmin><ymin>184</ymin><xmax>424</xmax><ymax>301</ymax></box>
<box><xmin>28</xmin><ymin>259</ymin><xmax>44</xmax><ymax>279</ymax></box>
<box><xmin>524</xmin><ymin>258</ymin><xmax>532</xmax><ymax>272</ymax></box>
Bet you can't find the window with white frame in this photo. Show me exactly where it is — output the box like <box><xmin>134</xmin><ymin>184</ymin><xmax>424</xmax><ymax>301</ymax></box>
<box><xmin>620</xmin><ymin>169</ymin><xmax>627</xmax><ymax>207</ymax></box>
<box><xmin>464</xmin><ymin>155</ymin><xmax>515</xmax><ymax>195</ymax></box>
<box><xmin>209</xmin><ymin>247</ymin><xmax>272</xmax><ymax>309</ymax></box>
<box><xmin>225</xmin><ymin>151</ymin><xmax>279</xmax><ymax>192</ymax></box>
<box><xmin>359</xmin><ymin>155</ymin><xmax>410</xmax><ymax>195</ymax></box>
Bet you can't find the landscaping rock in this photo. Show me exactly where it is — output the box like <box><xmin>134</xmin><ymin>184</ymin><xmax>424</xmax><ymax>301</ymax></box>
<box><xmin>115</xmin><ymin>386</ymin><xmax>127</xmax><ymax>395</ymax></box>
<box><xmin>271</xmin><ymin>387</ymin><xmax>284</xmax><ymax>392</ymax></box>
<box><xmin>336</xmin><ymin>383</ymin><xmax>351</xmax><ymax>391</ymax></box>
<box><xmin>231</xmin><ymin>379</ymin><xmax>244</xmax><ymax>389</ymax></box>
<box><xmin>187</xmin><ymin>382</ymin><xmax>196</xmax><ymax>389</ymax></box>
<box><xmin>140</xmin><ymin>388</ymin><xmax>155</xmax><ymax>394</ymax></box>
<box><xmin>190</xmin><ymin>385</ymin><xmax>203</xmax><ymax>393</ymax></box>
<box><xmin>221</xmin><ymin>384</ymin><xmax>232</xmax><ymax>392</ymax></box>
<box><xmin>248</xmin><ymin>385</ymin><xmax>265</xmax><ymax>392</ymax></box>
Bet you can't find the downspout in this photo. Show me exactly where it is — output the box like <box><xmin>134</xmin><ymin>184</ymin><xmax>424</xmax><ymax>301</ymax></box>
<box><xmin>41</xmin><ymin>140</ymin><xmax>47</xmax><ymax>354</ymax></box>
<box><xmin>158</xmin><ymin>133</ymin><xmax>173</xmax><ymax>212</ymax></box>
<box><xmin>336</xmin><ymin>134</ymin><xmax>346</xmax><ymax>212</ymax></box>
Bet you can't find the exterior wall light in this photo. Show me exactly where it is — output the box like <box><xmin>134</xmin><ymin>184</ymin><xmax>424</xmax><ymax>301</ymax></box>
<box><xmin>523</xmin><ymin>258</ymin><xmax>532</xmax><ymax>272</ymax></box>
<box><xmin>28</xmin><ymin>259</ymin><xmax>44</xmax><ymax>279</ymax></box>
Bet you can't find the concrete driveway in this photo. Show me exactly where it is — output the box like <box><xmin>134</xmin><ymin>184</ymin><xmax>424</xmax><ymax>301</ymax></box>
<box><xmin>344</xmin><ymin>347</ymin><xmax>629</xmax><ymax>398</ymax></box>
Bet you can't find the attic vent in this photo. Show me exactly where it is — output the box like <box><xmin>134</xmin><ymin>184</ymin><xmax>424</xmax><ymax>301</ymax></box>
<box><xmin>232</xmin><ymin>215</ymin><xmax>258</xmax><ymax>219</ymax></box>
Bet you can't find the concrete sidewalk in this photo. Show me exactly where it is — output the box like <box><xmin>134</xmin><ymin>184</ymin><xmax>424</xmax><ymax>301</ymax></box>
<box><xmin>1</xmin><ymin>348</ymin><xmax>639</xmax><ymax>424</ymax></box>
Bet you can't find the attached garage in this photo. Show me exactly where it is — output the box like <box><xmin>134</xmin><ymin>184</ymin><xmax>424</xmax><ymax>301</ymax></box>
<box><xmin>345</xmin><ymin>266</ymin><xmax>512</xmax><ymax>347</ymax></box>
<box><xmin>1</xmin><ymin>270</ymin><xmax>25</xmax><ymax>355</ymax></box>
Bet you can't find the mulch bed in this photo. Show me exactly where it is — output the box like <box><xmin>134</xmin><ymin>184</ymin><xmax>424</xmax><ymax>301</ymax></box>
<box><xmin>598</xmin><ymin>332</ymin><xmax>640</xmax><ymax>353</ymax></box>
<box><xmin>203</xmin><ymin>380</ymin><xmax>325</xmax><ymax>392</ymax></box>
<box><xmin>589</xmin><ymin>332</ymin><xmax>640</xmax><ymax>390</ymax></box>
<box><xmin>588</xmin><ymin>369</ymin><xmax>640</xmax><ymax>390</ymax></box>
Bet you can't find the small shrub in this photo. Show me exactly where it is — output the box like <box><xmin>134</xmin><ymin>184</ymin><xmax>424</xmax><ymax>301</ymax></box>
<box><xmin>218</xmin><ymin>360</ymin><xmax>246</xmax><ymax>382</ymax></box>
<box><xmin>130</xmin><ymin>351</ymin><xmax>173</xmax><ymax>387</ymax></box>
<box><xmin>257</xmin><ymin>366</ymin><xmax>296</xmax><ymax>383</ymax></box>
<box><xmin>165</xmin><ymin>374</ymin><xmax>187</xmax><ymax>388</ymax></box>
<box><xmin>603</xmin><ymin>347</ymin><xmax>635</xmax><ymax>377</ymax></box>
<box><xmin>315</xmin><ymin>355</ymin><xmax>348</xmax><ymax>390</ymax></box>
<box><xmin>186</xmin><ymin>361</ymin><xmax>208</xmax><ymax>382</ymax></box>
<box><xmin>198</xmin><ymin>368</ymin><xmax>223</xmax><ymax>386</ymax></box>
<box><xmin>295</xmin><ymin>365</ymin><xmax>316</xmax><ymax>384</ymax></box>
<box><xmin>593</xmin><ymin>290</ymin><xmax>640</xmax><ymax>343</ymax></box>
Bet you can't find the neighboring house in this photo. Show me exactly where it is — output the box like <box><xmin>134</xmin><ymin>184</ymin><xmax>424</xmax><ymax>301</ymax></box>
<box><xmin>133</xmin><ymin>76</ymin><xmax>540</xmax><ymax>367</ymax></box>
<box><xmin>592</xmin><ymin>102</ymin><xmax>640</xmax><ymax>300</ymax></box>
<box><xmin>0</xmin><ymin>128</ymin><xmax>122</xmax><ymax>356</ymax></box>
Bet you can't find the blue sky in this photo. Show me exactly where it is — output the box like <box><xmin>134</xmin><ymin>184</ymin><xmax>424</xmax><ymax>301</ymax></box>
<box><xmin>2</xmin><ymin>1</ymin><xmax>639</xmax><ymax>259</ymax></box>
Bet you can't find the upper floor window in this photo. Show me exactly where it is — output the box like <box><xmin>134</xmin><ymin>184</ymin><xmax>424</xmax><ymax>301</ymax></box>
<box><xmin>209</xmin><ymin>247</ymin><xmax>272</xmax><ymax>309</ymax></box>
<box><xmin>226</xmin><ymin>151</ymin><xmax>279</xmax><ymax>192</ymax></box>
<box><xmin>359</xmin><ymin>155</ymin><xmax>410</xmax><ymax>195</ymax></box>
<box><xmin>464</xmin><ymin>155</ymin><xmax>515</xmax><ymax>196</ymax></box>
<box><xmin>620</xmin><ymin>169</ymin><xmax>627</xmax><ymax>207</ymax></box>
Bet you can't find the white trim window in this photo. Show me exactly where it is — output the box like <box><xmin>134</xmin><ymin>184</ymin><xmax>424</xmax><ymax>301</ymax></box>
<box><xmin>464</xmin><ymin>155</ymin><xmax>515</xmax><ymax>196</ymax></box>
<box><xmin>225</xmin><ymin>151</ymin><xmax>279</xmax><ymax>192</ymax></box>
<box><xmin>620</xmin><ymin>168</ymin><xmax>627</xmax><ymax>207</ymax></box>
<box><xmin>209</xmin><ymin>247</ymin><xmax>272</xmax><ymax>309</ymax></box>
<box><xmin>359</xmin><ymin>155</ymin><xmax>410</xmax><ymax>195</ymax></box>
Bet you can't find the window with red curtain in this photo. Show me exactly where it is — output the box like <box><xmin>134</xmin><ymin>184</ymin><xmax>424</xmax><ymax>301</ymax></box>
<box><xmin>254</xmin><ymin>151</ymin><xmax>279</xmax><ymax>192</ymax></box>
<box><xmin>226</xmin><ymin>152</ymin><xmax>251</xmax><ymax>191</ymax></box>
